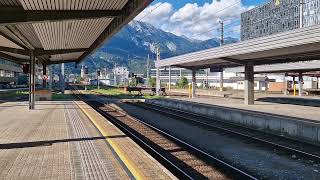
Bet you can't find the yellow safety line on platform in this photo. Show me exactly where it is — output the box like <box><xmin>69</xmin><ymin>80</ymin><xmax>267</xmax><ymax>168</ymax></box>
<box><xmin>75</xmin><ymin>101</ymin><xmax>146</xmax><ymax>180</ymax></box>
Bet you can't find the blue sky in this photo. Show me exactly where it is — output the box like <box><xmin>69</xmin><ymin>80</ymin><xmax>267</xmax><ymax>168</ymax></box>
<box><xmin>151</xmin><ymin>0</ymin><xmax>268</xmax><ymax>8</ymax></box>
<box><xmin>135</xmin><ymin>0</ymin><xmax>269</xmax><ymax>40</ymax></box>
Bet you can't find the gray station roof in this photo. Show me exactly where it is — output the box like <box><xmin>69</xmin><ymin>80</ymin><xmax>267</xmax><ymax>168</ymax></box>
<box><xmin>226</xmin><ymin>60</ymin><xmax>320</xmax><ymax>74</ymax></box>
<box><xmin>156</xmin><ymin>24</ymin><xmax>320</xmax><ymax>69</ymax></box>
<box><xmin>0</xmin><ymin>0</ymin><xmax>151</xmax><ymax>65</ymax></box>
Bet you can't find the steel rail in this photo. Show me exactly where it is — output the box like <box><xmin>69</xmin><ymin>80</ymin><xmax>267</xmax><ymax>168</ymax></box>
<box><xmin>131</xmin><ymin>102</ymin><xmax>320</xmax><ymax>163</ymax></box>
<box><xmin>69</xmin><ymin>86</ymin><xmax>258</xmax><ymax>179</ymax></box>
<box><xmin>69</xmin><ymin>86</ymin><xmax>196</xmax><ymax>179</ymax></box>
<box><xmin>94</xmin><ymin>101</ymin><xmax>258</xmax><ymax>180</ymax></box>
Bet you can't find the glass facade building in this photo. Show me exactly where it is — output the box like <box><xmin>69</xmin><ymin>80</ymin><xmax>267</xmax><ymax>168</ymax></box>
<box><xmin>0</xmin><ymin>59</ymin><xmax>22</xmax><ymax>85</ymax></box>
<box><xmin>241</xmin><ymin>0</ymin><xmax>320</xmax><ymax>40</ymax></box>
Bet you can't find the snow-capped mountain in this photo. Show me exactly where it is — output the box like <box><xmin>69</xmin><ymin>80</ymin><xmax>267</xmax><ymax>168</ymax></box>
<box><xmin>79</xmin><ymin>20</ymin><xmax>239</xmax><ymax>73</ymax></box>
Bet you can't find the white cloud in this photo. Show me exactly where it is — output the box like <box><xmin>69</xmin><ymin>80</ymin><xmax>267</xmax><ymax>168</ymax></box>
<box><xmin>135</xmin><ymin>0</ymin><xmax>251</xmax><ymax>40</ymax></box>
<box><xmin>134</xmin><ymin>2</ymin><xmax>174</xmax><ymax>28</ymax></box>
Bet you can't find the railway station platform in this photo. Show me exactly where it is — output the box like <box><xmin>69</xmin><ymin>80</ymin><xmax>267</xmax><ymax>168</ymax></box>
<box><xmin>172</xmin><ymin>96</ymin><xmax>320</xmax><ymax>121</ymax></box>
<box><xmin>145</xmin><ymin>96</ymin><xmax>320</xmax><ymax>146</ymax></box>
<box><xmin>0</xmin><ymin>101</ymin><xmax>174</xmax><ymax>180</ymax></box>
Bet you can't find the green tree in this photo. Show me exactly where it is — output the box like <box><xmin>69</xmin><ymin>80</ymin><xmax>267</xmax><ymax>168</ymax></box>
<box><xmin>149</xmin><ymin>77</ymin><xmax>156</xmax><ymax>87</ymax></box>
<box><xmin>177</xmin><ymin>76</ymin><xmax>188</xmax><ymax>88</ymax></box>
<box><xmin>129</xmin><ymin>77</ymin><xmax>137</xmax><ymax>86</ymax></box>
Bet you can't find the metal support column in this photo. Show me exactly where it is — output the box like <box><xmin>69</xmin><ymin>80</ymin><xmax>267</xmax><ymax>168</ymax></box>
<box><xmin>146</xmin><ymin>54</ymin><xmax>150</xmax><ymax>87</ymax></box>
<box><xmin>156</xmin><ymin>47</ymin><xmax>160</xmax><ymax>96</ymax></box>
<box><xmin>298</xmin><ymin>72</ymin><xmax>303</xmax><ymax>96</ymax></box>
<box><xmin>192</xmin><ymin>68</ymin><xmax>196</xmax><ymax>98</ymax></box>
<box><xmin>28</xmin><ymin>57</ymin><xmax>32</xmax><ymax>109</ymax></box>
<box><xmin>168</xmin><ymin>66</ymin><xmax>171</xmax><ymax>91</ymax></box>
<box><xmin>283</xmin><ymin>73</ymin><xmax>288</xmax><ymax>95</ymax></box>
<box><xmin>206</xmin><ymin>68</ymin><xmax>209</xmax><ymax>89</ymax></box>
<box><xmin>49</xmin><ymin>65</ymin><xmax>53</xmax><ymax>90</ymax></box>
<box><xmin>219</xmin><ymin>70</ymin><xmax>224</xmax><ymax>91</ymax></box>
<box><xmin>29</xmin><ymin>51</ymin><xmax>35</xmax><ymax>110</ymax></box>
<box><xmin>219</xmin><ymin>20</ymin><xmax>224</xmax><ymax>92</ymax></box>
<box><xmin>244</xmin><ymin>62</ymin><xmax>254</xmax><ymax>105</ymax></box>
<box><xmin>293</xmin><ymin>76</ymin><xmax>297</xmax><ymax>96</ymax></box>
<box><xmin>42</xmin><ymin>64</ymin><xmax>47</xmax><ymax>88</ymax></box>
<box><xmin>60</xmin><ymin>63</ymin><xmax>65</xmax><ymax>93</ymax></box>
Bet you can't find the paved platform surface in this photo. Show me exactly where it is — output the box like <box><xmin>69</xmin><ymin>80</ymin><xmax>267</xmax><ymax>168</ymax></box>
<box><xmin>170</xmin><ymin>96</ymin><xmax>320</xmax><ymax>121</ymax></box>
<box><xmin>0</xmin><ymin>101</ymin><xmax>174</xmax><ymax>180</ymax></box>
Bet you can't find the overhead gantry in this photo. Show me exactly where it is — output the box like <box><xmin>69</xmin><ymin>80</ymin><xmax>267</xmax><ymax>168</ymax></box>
<box><xmin>0</xmin><ymin>0</ymin><xmax>153</xmax><ymax>109</ymax></box>
<box><xmin>156</xmin><ymin>24</ymin><xmax>320</xmax><ymax>105</ymax></box>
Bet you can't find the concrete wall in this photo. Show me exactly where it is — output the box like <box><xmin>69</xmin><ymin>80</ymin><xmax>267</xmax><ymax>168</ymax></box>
<box><xmin>145</xmin><ymin>99</ymin><xmax>320</xmax><ymax>145</ymax></box>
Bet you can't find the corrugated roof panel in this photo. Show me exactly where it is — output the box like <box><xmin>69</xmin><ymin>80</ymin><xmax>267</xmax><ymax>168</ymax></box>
<box><xmin>101</xmin><ymin>0</ymin><xmax>128</xmax><ymax>10</ymax></box>
<box><xmin>226</xmin><ymin>60</ymin><xmax>320</xmax><ymax>73</ymax></box>
<box><xmin>50</xmin><ymin>52</ymin><xmax>84</xmax><ymax>61</ymax></box>
<box><xmin>32</xmin><ymin>18</ymin><xmax>113</xmax><ymax>50</ymax></box>
<box><xmin>157</xmin><ymin>24</ymin><xmax>320</xmax><ymax>67</ymax></box>
<box><xmin>0</xmin><ymin>35</ymin><xmax>24</xmax><ymax>49</ymax></box>
<box><xmin>0</xmin><ymin>0</ymin><xmax>21</xmax><ymax>6</ymax></box>
<box><xmin>0</xmin><ymin>26</ymin><xmax>26</xmax><ymax>48</ymax></box>
<box><xmin>15</xmin><ymin>24</ymin><xmax>43</xmax><ymax>48</ymax></box>
<box><xmin>19</xmin><ymin>0</ymin><xmax>128</xmax><ymax>10</ymax></box>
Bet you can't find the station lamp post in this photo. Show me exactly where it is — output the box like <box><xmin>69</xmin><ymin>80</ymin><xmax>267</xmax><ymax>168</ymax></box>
<box><xmin>97</xmin><ymin>69</ymin><xmax>101</xmax><ymax>90</ymax></box>
<box><xmin>156</xmin><ymin>47</ymin><xmax>161</xmax><ymax>96</ymax></box>
<box><xmin>218</xmin><ymin>20</ymin><xmax>224</xmax><ymax>91</ymax></box>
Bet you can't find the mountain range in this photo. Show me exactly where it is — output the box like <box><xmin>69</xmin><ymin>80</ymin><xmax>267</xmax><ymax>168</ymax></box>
<box><xmin>65</xmin><ymin>20</ymin><xmax>238</xmax><ymax>74</ymax></box>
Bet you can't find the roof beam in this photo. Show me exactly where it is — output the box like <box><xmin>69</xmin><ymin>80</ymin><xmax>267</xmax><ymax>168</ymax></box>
<box><xmin>35</xmin><ymin>48</ymin><xmax>88</xmax><ymax>56</ymax></box>
<box><xmin>6</xmin><ymin>25</ymin><xmax>34</xmax><ymax>49</ymax></box>
<box><xmin>48</xmin><ymin>60</ymin><xmax>76</xmax><ymax>65</ymax></box>
<box><xmin>252</xmin><ymin>51</ymin><xmax>320</xmax><ymax>65</ymax></box>
<box><xmin>0</xmin><ymin>31</ymin><xmax>28</xmax><ymax>49</ymax></box>
<box><xmin>220</xmin><ymin>57</ymin><xmax>247</xmax><ymax>65</ymax></box>
<box><xmin>77</xmin><ymin>0</ymin><xmax>151</xmax><ymax>63</ymax></box>
<box><xmin>0</xmin><ymin>46</ymin><xmax>27</xmax><ymax>55</ymax></box>
<box><xmin>0</xmin><ymin>46</ymin><xmax>87</xmax><ymax>56</ymax></box>
<box><xmin>0</xmin><ymin>51</ymin><xmax>28</xmax><ymax>64</ymax></box>
<box><xmin>0</xmin><ymin>7</ymin><xmax>123</xmax><ymax>26</ymax></box>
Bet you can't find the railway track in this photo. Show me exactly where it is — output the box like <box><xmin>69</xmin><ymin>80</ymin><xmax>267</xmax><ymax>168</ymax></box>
<box><xmin>128</xmin><ymin>102</ymin><xmax>320</xmax><ymax>164</ymax></box>
<box><xmin>70</xmin><ymin>86</ymin><xmax>258</xmax><ymax>179</ymax></box>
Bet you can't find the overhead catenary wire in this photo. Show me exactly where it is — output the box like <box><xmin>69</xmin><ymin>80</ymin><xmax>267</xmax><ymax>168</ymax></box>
<box><xmin>188</xmin><ymin>0</ymin><xmax>242</xmax><ymax>39</ymax></box>
<box><xmin>191</xmin><ymin>20</ymin><xmax>240</xmax><ymax>38</ymax></box>
<box><xmin>189</xmin><ymin>0</ymin><xmax>257</xmax><ymax>39</ymax></box>
<box><xmin>136</xmin><ymin>0</ymin><xmax>244</xmax><ymax>40</ymax></box>
<box><xmin>137</xmin><ymin>2</ymin><xmax>164</xmax><ymax>21</ymax></box>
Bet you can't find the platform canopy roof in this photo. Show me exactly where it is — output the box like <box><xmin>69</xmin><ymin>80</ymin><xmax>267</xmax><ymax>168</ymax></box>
<box><xmin>156</xmin><ymin>24</ymin><xmax>320</xmax><ymax>69</ymax></box>
<box><xmin>226</xmin><ymin>60</ymin><xmax>320</xmax><ymax>74</ymax></box>
<box><xmin>0</xmin><ymin>0</ymin><xmax>152</xmax><ymax>65</ymax></box>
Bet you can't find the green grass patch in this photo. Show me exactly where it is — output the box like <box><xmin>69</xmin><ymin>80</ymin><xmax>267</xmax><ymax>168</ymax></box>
<box><xmin>91</xmin><ymin>88</ymin><xmax>163</xmax><ymax>99</ymax></box>
<box><xmin>52</xmin><ymin>93</ymin><xmax>74</xmax><ymax>100</ymax></box>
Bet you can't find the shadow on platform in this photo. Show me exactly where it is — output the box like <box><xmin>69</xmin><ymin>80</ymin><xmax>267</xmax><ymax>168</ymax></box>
<box><xmin>0</xmin><ymin>135</ymin><xmax>127</xmax><ymax>149</ymax></box>
<box><xmin>257</xmin><ymin>97</ymin><xmax>320</xmax><ymax>107</ymax></box>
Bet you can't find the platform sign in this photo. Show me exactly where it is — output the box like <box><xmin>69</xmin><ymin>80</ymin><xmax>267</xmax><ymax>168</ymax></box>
<box><xmin>22</xmin><ymin>64</ymin><xmax>30</xmax><ymax>74</ymax></box>
<box><xmin>210</xmin><ymin>67</ymin><xmax>223</xmax><ymax>72</ymax></box>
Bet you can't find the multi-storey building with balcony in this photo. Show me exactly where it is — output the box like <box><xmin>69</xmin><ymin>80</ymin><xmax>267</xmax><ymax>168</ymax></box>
<box><xmin>0</xmin><ymin>59</ymin><xmax>22</xmax><ymax>88</ymax></box>
<box><xmin>241</xmin><ymin>0</ymin><xmax>320</xmax><ymax>40</ymax></box>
